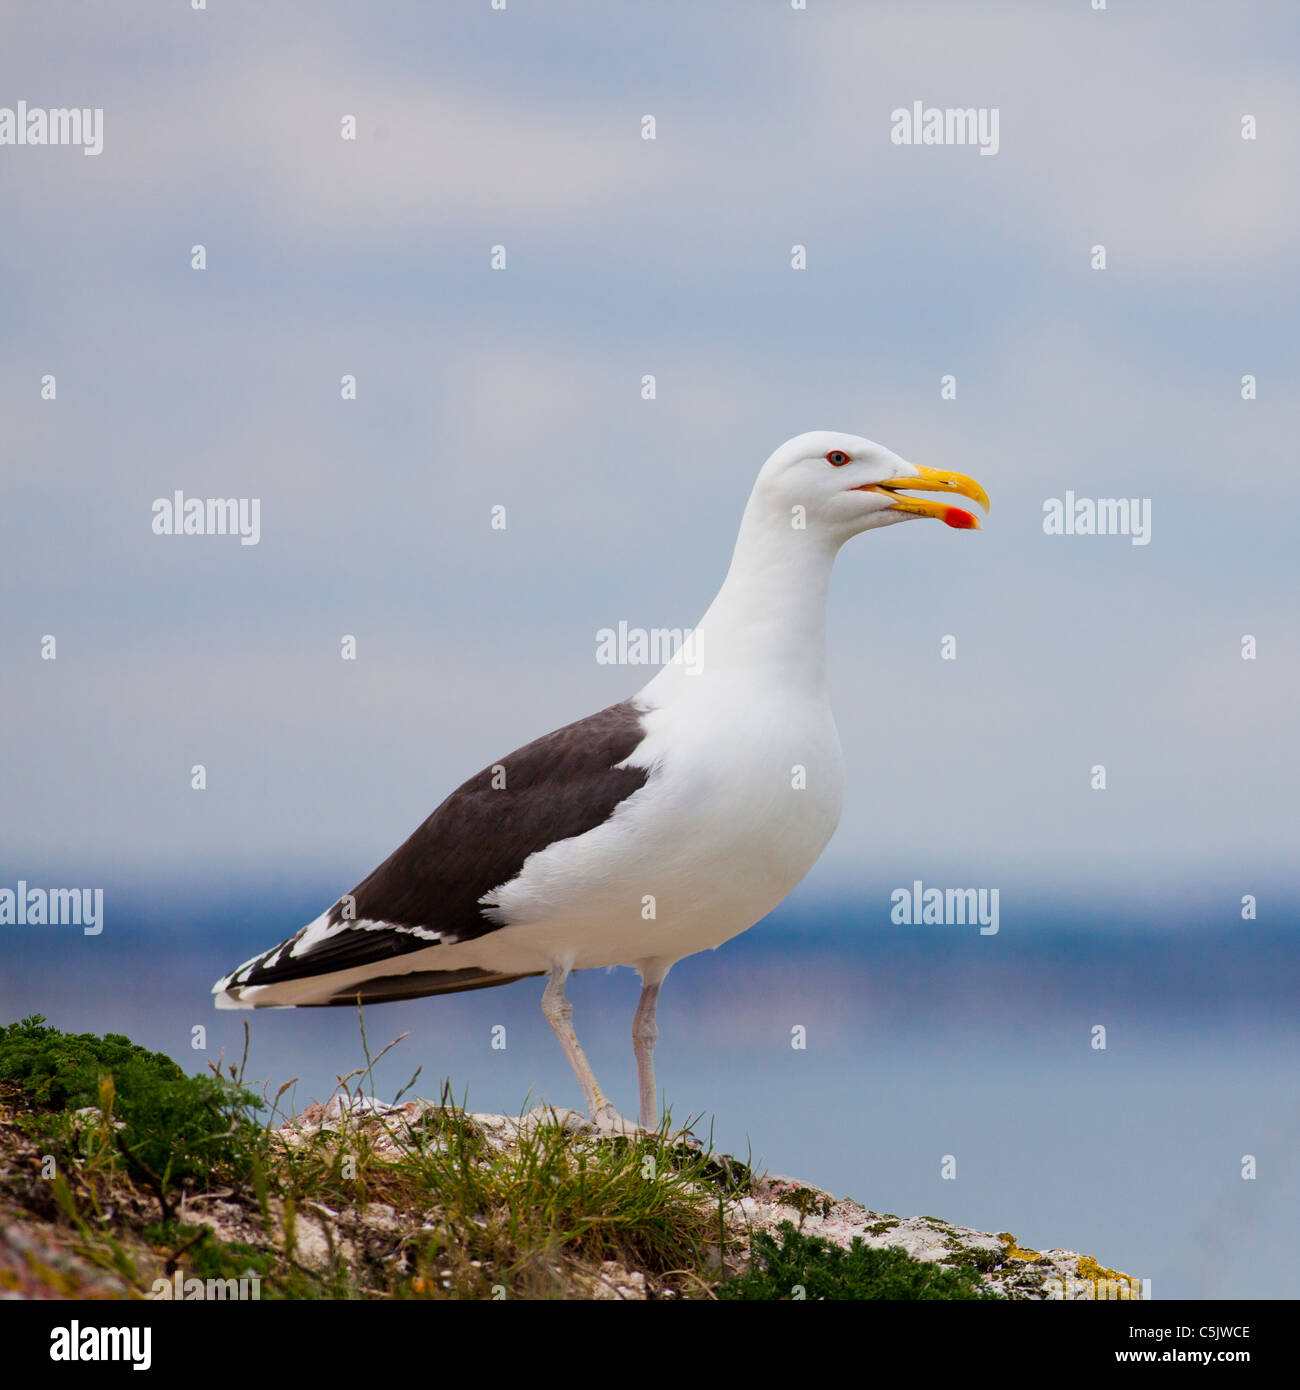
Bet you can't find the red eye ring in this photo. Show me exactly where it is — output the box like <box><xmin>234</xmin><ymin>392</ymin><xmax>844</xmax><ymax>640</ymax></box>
<box><xmin>826</xmin><ymin>450</ymin><xmax>850</xmax><ymax>466</ymax></box>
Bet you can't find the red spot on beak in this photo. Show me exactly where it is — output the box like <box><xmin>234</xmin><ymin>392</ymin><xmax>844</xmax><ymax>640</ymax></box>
<box><xmin>942</xmin><ymin>506</ymin><xmax>979</xmax><ymax>529</ymax></box>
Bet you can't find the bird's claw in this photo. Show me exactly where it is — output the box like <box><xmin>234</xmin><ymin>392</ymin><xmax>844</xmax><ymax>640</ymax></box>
<box><xmin>584</xmin><ymin>1104</ymin><xmax>645</xmax><ymax>1137</ymax></box>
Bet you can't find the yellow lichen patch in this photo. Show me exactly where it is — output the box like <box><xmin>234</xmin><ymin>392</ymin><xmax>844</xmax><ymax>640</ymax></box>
<box><xmin>997</xmin><ymin>1232</ymin><xmax>1040</xmax><ymax>1261</ymax></box>
<box><xmin>1076</xmin><ymin>1255</ymin><xmax>1141</xmax><ymax>1300</ymax></box>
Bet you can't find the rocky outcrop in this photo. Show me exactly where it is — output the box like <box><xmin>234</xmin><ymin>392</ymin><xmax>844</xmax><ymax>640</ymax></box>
<box><xmin>267</xmin><ymin>1095</ymin><xmax>1146</xmax><ymax>1301</ymax></box>
<box><xmin>0</xmin><ymin>1090</ymin><xmax>1143</xmax><ymax>1300</ymax></box>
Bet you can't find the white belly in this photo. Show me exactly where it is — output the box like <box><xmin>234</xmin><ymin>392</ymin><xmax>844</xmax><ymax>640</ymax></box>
<box><xmin>465</xmin><ymin>689</ymin><xmax>845</xmax><ymax>973</ymax></box>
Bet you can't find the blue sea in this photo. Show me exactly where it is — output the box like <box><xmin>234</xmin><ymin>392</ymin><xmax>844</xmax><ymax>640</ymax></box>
<box><xmin>2</xmin><ymin>870</ymin><xmax>1294</xmax><ymax>1301</ymax></box>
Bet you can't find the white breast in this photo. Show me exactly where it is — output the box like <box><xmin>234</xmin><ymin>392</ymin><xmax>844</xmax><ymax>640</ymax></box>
<box><xmin>470</xmin><ymin>682</ymin><xmax>844</xmax><ymax>974</ymax></box>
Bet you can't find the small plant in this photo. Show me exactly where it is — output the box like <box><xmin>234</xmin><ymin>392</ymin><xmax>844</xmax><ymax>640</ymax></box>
<box><xmin>1</xmin><ymin>1014</ymin><xmax>265</xmax><ymax>1222</ymax></box>
<box><xmin>716</xmin><ymin>1222</ymin><xmax>1002</xmax><ymax>1300</ymax></box>
<box><xmin>943</xmin><ymin>1242</ymin><xmax>1004</xmax><ymax>1274</ymax></box>
<box><xmin>142</xmin><ymin>1220</ymin><xmax>274</xmax><ymax>1282</ymax></box>
<box><xmin>370</xmin><ymin>1100</ymin><xmax>726</xmax><ymax>1298</ymax></box>
<box><xmin>782</xmin><ymin>1185</ymin><xmax>833</xmax><ymax>1221</ymax></box>
<box><xmin>0</xmin><ymin>1015</ymin><xmax>184</xmax><ymax>1110</ymax></box>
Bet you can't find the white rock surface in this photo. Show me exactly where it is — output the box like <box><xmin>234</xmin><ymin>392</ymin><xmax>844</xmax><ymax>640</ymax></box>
<box><xmin>271</xmin><ymin>1095</ymin><xmax>1144</xmax><ymax>1300</ymax></box>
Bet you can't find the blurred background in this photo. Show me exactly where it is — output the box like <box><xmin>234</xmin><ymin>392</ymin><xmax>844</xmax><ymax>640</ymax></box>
<box><xmin>2</xmin><ymin>1</ymin><xmax>1296</xmax><ymax>1298</ymax></box>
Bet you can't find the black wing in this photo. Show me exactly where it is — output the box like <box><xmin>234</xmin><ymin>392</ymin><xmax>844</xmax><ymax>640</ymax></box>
<box><xmin>222</xmin><ymin>699</ymin><xmax>651</xmax><ymax>995</ymax></box>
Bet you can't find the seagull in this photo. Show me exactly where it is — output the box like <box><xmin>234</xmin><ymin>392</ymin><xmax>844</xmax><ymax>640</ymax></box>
<box><xmin>213</xmin><ymin>431</ymin><xmax>988</xmax><ymax>1133</ymax></box>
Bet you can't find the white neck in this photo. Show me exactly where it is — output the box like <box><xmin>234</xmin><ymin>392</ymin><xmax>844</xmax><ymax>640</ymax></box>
<box><xmin>644</xmin><ymin>493</ymin><xmax>841</xmax><ymax>701</ymax></box>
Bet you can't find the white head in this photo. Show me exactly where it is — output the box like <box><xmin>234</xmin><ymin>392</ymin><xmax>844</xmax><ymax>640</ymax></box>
<box><xmin>751</xmin><ymin>430</ymin><xmax>989</xmax><ymax>545</ymax></box>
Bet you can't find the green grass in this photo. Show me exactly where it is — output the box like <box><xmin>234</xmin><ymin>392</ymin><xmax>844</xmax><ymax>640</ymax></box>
<box><xmin>1</xmin><ymin>1014</ymin><xmax>1009</xmax><ymax>1301</ymax></box>
<box><xmin>260</xmin><ymin>1082</ymin><xmax>727</xmax><ymax>1298</ymax></box>
<box><xmin>0</xmin><ymin>1015</ymin><xmax>729</xmax><ymax>1298</ymax></box>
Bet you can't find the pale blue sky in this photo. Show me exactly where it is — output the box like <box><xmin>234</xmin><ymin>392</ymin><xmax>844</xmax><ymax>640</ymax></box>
<box><xmin>3</xmin><ymin>0</ymin><xmax>1297</xmax><ymax>891</ymax></box>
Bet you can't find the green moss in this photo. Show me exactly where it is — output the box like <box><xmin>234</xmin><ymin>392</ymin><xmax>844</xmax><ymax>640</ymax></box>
<box><xmin>2</xmin><ymin>1014</ymin><xmax>265</xmax><ymax>1223</ymax></box>
<box><xmin>782</xmin><ymin>1186</ymin><xmax>833</xmax><ymax>1220</ymax></box>
<box><xmin>943</xmin><ymin>1244</ymin><xmax>1003</xmax><ymax>1274</ymax></box>
<box><xmin>142</xmin><ymin>1221</ymin><xmax>274</xmax><ymax>1282</ymax></box>
<box><xmin>717</xmin><ymin>1222</ymin><xmax>1002</xmax><ymax>1300</ymax></box>
<box><xmin>863</xmin><ymin>1218</ymin><xmax>901</xmax><ymax>1237</ymax></box>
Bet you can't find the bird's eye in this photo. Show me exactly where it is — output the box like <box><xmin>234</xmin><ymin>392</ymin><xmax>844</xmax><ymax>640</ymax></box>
<box><xmin>826</xmin><ymin>450</ymin><xmax>850</xmax><ymax>466</ymax></box>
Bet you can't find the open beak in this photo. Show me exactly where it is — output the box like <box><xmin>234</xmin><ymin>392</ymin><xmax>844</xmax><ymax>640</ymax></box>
<box><xmin>855</xmin><ymin>464</ymin><xmax>990</xmax><ymax>530</ymax></box>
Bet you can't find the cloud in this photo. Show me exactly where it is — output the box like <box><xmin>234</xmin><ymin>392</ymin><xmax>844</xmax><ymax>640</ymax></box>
<box><xmin>2</xmin><ymin>0</ymin><xmax>1296</xmax><ymax>886</ymax></box>
<box><xmin>1</xmin><ymin>27</ymin><xmax>644</xmax><ymax>249</ymax></box>
<box><xmin>810</xmin><ymin>1</ymin><xmax>1300</xmax><ymax>276</ymax></box>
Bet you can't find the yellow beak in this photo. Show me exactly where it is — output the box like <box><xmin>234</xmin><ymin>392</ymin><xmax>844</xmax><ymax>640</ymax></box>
<box><xmin>857</xmin><ymin>464</ymin><xmax>990</xmax><ymax>529</ymax></box>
